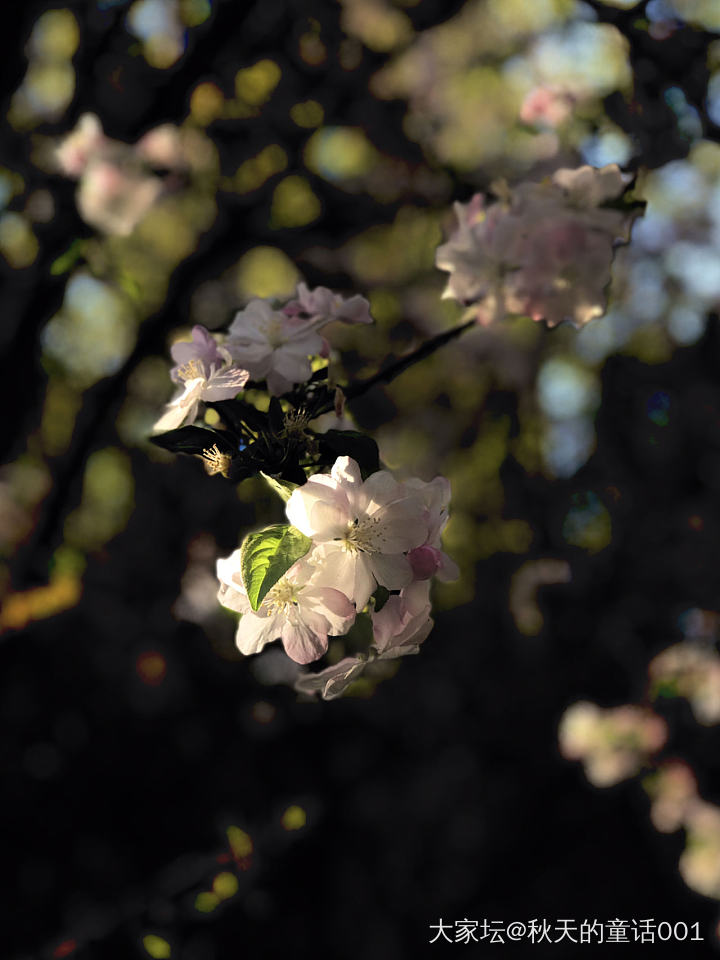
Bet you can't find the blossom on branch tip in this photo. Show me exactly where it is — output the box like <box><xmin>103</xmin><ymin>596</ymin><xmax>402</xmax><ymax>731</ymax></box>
<box><xmin>153</xmin><ymin>325</ymin><xmax>249</xmax><ymax>432</ymax></box>
<box><xmin>285</xmin><ymin>456</ymin><xmax>428</xmax><ymax>610</ymax></box>
<box><xmin>284</xmin><ymin>283</ymin><xmax>374</xmax><ymax>328</ymax></box>
<box><xmin>227</xmin><ymin>299</ymin><xmax>325</xmax><ymax>396</ymax></box>
<box><xmin>216</xmin><ymin>552</ymin><xmax>355</xmax><ymax>664</ymax></box>
<box><xmin>436</xmin><ymin>164</ymin><xmax>641</xmax><ymax>329</ymax></box>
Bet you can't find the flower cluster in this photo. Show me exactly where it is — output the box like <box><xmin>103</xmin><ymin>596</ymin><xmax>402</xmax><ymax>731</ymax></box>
<box><xmin>435</xmin><ymin>164</ymin><xmax>641</xmax><ymax>329</ymax></box>
<box><xmin>649</xmin><ymin>640</ymin><xmax>720</xmax><ymax>725</ymax></box>
<box><xmin>153</xmin><ymin>283</ymin><xmax>374</xmax><ymax>439</ymax></box>
<box><xmin>54</xmin><ymin>113</ymin><xmax>212</xmax><ymax>235</ymax></box>
<box><xmin>558</xmin><ymin>701</ymin><xmax>667</xmax><ymax>787</ymax></box>
<box><xmin>216</xmin><ymin>456</ymin><xmax>458</xmax><ymax>699</ymax></box>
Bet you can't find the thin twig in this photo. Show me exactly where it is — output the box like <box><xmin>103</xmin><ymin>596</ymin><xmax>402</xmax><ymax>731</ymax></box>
<box><xmin>315</xmin><ymin>317</ymin><xmax>477</xmax><ymax>415</ymax></box>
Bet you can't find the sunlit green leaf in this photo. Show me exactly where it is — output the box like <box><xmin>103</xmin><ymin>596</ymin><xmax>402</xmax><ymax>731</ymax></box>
<box><xmin>240</xmin><ymin>523</ymin><xmax>311</xmax><ymax>611</ymax></box>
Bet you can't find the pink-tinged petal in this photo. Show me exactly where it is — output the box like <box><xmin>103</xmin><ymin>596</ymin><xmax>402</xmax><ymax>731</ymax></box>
<box><xmin>336</xmin><ymin>294</ymin><xmax>372</xmax><ymax>324</ymax></box>
<box><xmin>369</xmin><ymin>552</ymin><xmax>413</xmax><ymax>592</ymax></box>
<box><xmin>281</xmin><ymin>619</ymin><xmax>328</xmax><ymax>664</ymax></box>
<box><xmin>302</xmin><ymin>586</ymin><xmax>355</xmax><ymax>636</ymax></box>
<box><xmin>294</xmin><ymin>656</ymin><xmax>367</xmax><ymax>699</ymax></box>
<box><xmin>170</xmin><ymin>325</ymin><xmax>222</xmax><ymax>368</ymax></box>
<box><xmin>235</xmin><ymin>611</ymin><xmax>280</xmax><ymax>656</ymax></box>
<box><xmin>377</xmin><ymin>617</ymin><xmax>433</xmax><ymax>660</ymax></box>
<box><xmin>372</xmin><ymin>596</ymin><xmax>406</xmax><ymax>653</ymax></box>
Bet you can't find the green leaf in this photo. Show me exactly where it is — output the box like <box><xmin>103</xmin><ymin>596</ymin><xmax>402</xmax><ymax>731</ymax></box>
<box><xmin>372</xmin><ymin>585</ymin><xmax>390</xmax><ymax>613</ymax></box>
<box><xmin>50</xmin><ymin>239</ymin><xmax>85</xmax><ymax>276</ymax></box>
<box><xmin>240</xmin><ymin>524</ymin><xmax>312</xmax><ymax>611</ymax></box>
<box><xmin>150</xmin><ymin>426</ymin><xmax>235</xmax><ymax>456</ymax></box>
<box><xmin>317</xmin><ymin>430</ymin><xmax>379</xmax><ymax>477</ymax></box>
<box><xmin>260</xmin><ymin>472</ymin><xmax>298</xmax><ymax>503</ymax></box>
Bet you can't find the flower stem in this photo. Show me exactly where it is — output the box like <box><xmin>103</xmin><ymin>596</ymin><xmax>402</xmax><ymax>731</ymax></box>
<box><xmin>317</xmin><ymin>318</ymin><xmax>476</xmax><ymax>414</ymax></box>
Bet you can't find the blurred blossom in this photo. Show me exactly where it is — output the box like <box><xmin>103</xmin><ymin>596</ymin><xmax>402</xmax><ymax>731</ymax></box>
<box><xmin>509</xmin><ymin>558</ymin><xmax>571</xmax><ymax>635</ymax></box>
<box><xmin>559</xmin><ymin>701</ymin><xmax>667</xmax><ymax>787</ymax></box>
<box><xmin>54</xmin><ymin>114</ymin><xmax>215</xmax><ymax>236</ymax></box>
<box><xmin>78</xmin><ymin>161</ymin><xmax>164</xmax><ymax>237</ymax></box>
<box><xmin>646</xmin><ymin>761</ymin><xmax>698</xmax><ymax>833</ymax></box>
<box><xmin>54</xmin><ymin>114</ymin><xmax>107</xmax><ymax>178</ymax></box>
<box><xmin>436</xmin><ymin>165</ymin><xmax>639</xmax><ymax>329</ymax></box>
<box><xmin>520</xmin><ymin>85</ymin><xmax>575</xmax><ymax>128</ymax></box>
<box><xmin>680</xmin><ymin>802</ymin><xmax>720</xmax><ymax>899</ymax></box>
<box><xmin>649</xmin><ymin>640</ymin><xmax>720</xmax><ymax>725</ymax></box>
<box><xmin>372</xmin><ymin>0</ymin><xmax>628</xmax><ymax>175</ymax></box>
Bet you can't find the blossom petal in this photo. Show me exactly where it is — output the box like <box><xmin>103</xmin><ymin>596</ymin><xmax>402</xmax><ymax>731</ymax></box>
<box><xmin>281</xmin><ymin>618</ymin><xmax>328</xmax><ymax>664</ymax></box>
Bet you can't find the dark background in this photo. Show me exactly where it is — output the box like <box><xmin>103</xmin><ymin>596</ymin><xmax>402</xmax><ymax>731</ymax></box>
<box><xmin>2</xmin><ymin>1</ymin><xmax>720</xmax><ymax>957</ymax></box>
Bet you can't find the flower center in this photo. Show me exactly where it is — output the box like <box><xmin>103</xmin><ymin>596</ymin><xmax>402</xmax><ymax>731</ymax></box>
<box><xmin>176</xmin><ymin>358</ymin><xmax>205</xmax><ymax>382</ymax></box>
<box><xmin>264</xmin><ymin>577</ymin><xmax>299</xmax><ymax>614</ymax></box>
<box><xmin>340</xmin><ymin>516</ymin><xmax>386</xmax><ymax>555</ymax></box>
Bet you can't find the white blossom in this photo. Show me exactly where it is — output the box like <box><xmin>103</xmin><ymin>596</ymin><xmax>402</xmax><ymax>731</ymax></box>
<box><xmin>226</xmin><ymin>299</ymin><xmax>325</xmax><ymax>396</ymax></box>
<box><xmin>153</xmin><ymin>324</ymin><xmax>249</xmax><ymax>432</ymax></box>
<box><xmin>216</xmin><ymin>552</ymin><xmax>355</xmax><ymax>665</ymax></box>
<box><xmin>286</xmin><ymin>457</ymin><xmax>428</xmax><ymax>609</ymax></box>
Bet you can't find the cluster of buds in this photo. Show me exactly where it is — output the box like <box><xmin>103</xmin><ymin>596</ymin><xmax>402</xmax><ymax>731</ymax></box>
<box><xmin>435</xmin><ymin>164</ymin><xmax>642</xmax><ymax>329</ymax></box>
